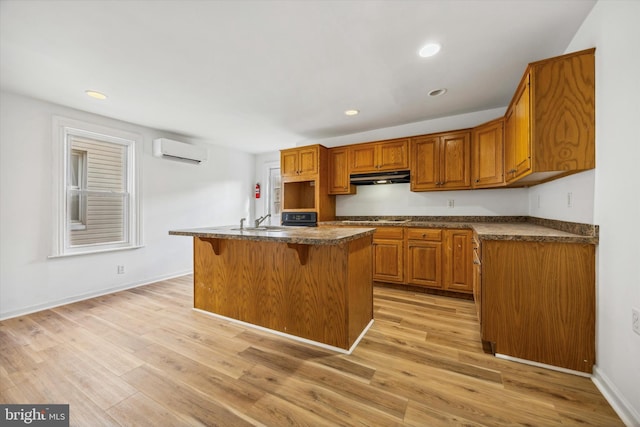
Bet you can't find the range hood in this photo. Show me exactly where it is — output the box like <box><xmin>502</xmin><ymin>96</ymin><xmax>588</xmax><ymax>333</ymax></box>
<box><xmin>349</xmin><ymin>170</ymin><xmax>411</xmax><ymax>185</ymax></box>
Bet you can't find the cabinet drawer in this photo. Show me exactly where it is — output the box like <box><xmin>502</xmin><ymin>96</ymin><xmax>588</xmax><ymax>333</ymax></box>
<box><xmin>406</xmin><ymin>228</ymin><xmax>442</xmax><ymax>241</ymax></box>
<box><xmin>374</xmin><ymin>227</ymin><xmax>404</xmax><ymax>240</ymax></box>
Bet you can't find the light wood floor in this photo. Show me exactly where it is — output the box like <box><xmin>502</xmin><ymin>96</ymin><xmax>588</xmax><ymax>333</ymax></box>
<box><xmin>1</xmin><ymin>275</ymin><xmax>622</xmax><ymax>426</ymax></box>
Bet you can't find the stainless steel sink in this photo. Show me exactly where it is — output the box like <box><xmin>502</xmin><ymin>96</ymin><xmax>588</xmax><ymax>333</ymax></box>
<box><xmin>231</xmin><ymin>226</ymin><xmax>286</xmax><ymax>232</ymax></box>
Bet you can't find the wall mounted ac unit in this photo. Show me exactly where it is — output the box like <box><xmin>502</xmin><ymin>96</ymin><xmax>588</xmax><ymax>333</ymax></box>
<box><xmin>152</xmin><ymin>138</ymin><xmax>208</xmax><ymax>164</ymax></box>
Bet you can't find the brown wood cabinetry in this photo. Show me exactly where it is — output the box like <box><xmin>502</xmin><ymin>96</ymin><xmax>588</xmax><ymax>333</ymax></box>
<box><xmin>280</xmin><ymin>145</ymin><xmax>336</xmax><ymax>221</ymax></box>
<box><xmin>193</xmin><ymin>233</ymin><xmax>373</xmax><ymax>351</ymax></box>
<box><xmin>472</xmin><ymin>118</ymin><xmax>505</xmax><ymax>188</ymax></box>
<box><xmin>411</xmin><ymin>131</ymin><xmax>471</xmax><ymax>191</ymax></box>
<box><xmin>406</xmin><ymin>228</ymin><xmax>442</xmax><ymax>287</ymax></box>
<box><xmin>405</xmin><ymin>228</ymin><xmax>473</xmax><ymax>293</ymax></box>
<box><xmin>479</xmin><ymin>239</ymin><xmax>595</xmax><ymax>373</ymax></box>
<box><xmin>372</xmin><ymin>227</ymin><xmax>404</xmax><ymax>283</ymax></box>
<box><xmin>505</xmin><ymin>48</ymin><xmax>595</xmax><ymax>185</ymax></box>
<box><xmin>328</xmin><ymin>147</ymin><xmax>356</xmax><ymax>195</ymax></box>
<box><xmin>281</xmin><ymin>145</ymin><xmax>320</xmax><ymax>177</ymax></box>
<box><xmin>444</xmin><ymin>229</ymin><xmax>473</xmax><ymax>292</ymax></box>
<box><xmin>349</xmin><ymin>138</ymin><xmax>409</xmax><ymax>173</ymax></box>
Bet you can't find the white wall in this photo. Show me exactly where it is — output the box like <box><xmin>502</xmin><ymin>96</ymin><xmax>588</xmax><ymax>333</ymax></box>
<box><xmin>528</xmin><ymin>170</ymin><xmax>595</xmax><ymax>223</ymax></box>
<box><xmin>0</xmin><ymin>92</ymin><xmax>255</xmax><ymax>319</ymax></box>
<box><xmin>549</xmin><ymin>1</ymin><xmax>640</xmax><ymax>424</ymax></box>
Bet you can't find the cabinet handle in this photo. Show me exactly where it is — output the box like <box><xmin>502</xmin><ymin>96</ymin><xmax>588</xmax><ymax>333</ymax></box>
<box><xmin>475</xmin><ymin>179</ymin><xmax>480</xmax><ymax>183</ymax></box>
<box><xmin>422</xmin><ymin>233</ymin><xmax>426</xmax><ymax>238</ymax></box>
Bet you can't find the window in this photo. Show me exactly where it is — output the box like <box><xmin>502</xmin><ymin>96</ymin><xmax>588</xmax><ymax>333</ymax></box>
<box><xmin>52</xmin><ymin>117</ymin><xmax>142</xmax><ymax>256</ymax></box>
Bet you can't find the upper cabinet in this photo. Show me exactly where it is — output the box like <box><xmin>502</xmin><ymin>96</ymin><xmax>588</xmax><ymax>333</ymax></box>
<box><xmin>328</xmin><ymin>147</ymin><xmax>356</xmax><ymax>195</ymax></box>
<box><xmin>281</xmin><ymin>145</ymin><xmax>320</xmax><ymax>177</ymax></box>
<box><xmin>472</xmin><ymin>118</ymin><xmax>505</xmax><ymax>188</ymax></box>
<box><xmin>349</xmin><ymin>138</ymin><xmax>409</xmax><ymax>173</ymax></box>
<box><xmin>411</xmin><ymin>131</ymin><xmax>471</xmax><ymax>191</ymax></box>
<box><xmin>505</xmin><ymin>48</ymin><xmax>595</xmax><ymax>186</ymax></box>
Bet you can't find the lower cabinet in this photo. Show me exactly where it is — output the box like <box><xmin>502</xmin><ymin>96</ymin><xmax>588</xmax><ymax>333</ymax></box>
<box><xmin>406</xmin><ymin>228</ymin><xmax>442</xmax><ymax>287</ymax></box>
<box><xmin>332</xmin><ymin>224</ymin><xmax>473</xmax><ymax>293</ymax></box>
<box><xmin>479</xmin><ymin>240</ymin><xmax>595</xmax><ymax>373</ymax></box>
<box><xmin>406</xmin><ymin>228</ymin><xmax>473</xmax><ymax>293</ymax></box>
<box><xmin>372</xmin><ymin>227</ymin><xmax>404</xmax><ymax>283</ymax></box>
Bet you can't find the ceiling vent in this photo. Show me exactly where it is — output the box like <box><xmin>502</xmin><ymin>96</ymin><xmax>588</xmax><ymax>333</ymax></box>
<box><xmin>152</xmin><ymin>138</ymin><xmax>208</xmax><ymax>164</ymax></box>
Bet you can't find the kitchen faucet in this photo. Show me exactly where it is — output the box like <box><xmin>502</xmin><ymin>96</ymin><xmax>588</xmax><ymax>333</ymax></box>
<box><xmin>255</xmin><ymin>214</ymin><xmax>271</xmax><ymax>228</ymax></box>
<box><xmin>239</xmin><ymin>218</ymin><xmax>246</xmax><ymax>230</ymax></box>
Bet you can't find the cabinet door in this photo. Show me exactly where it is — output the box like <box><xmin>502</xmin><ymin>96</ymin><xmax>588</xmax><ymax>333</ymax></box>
<box><xmin>513</xmin><ymin>76</ymin><xmax>531</xmax><ymax>179</ymax></box>
<box><xmin>349</xmin><ymin>143</ymin><xmax>377</xmax><ymax>173</ymax></box>
<box><xmin>439</xmin><ymin>132</ymin><xmax>471</xmax><ymax>189</ymax></box>
<box><xmin>504</xmin><ymin>106</ymin><xmax>516</xmax><ymax>182</ymax></box>
<box><xmin>406</xmin><ymin>241</ymin><xmax>442</xmax><ymax>288</ymax></box>
<box><xmin>444</xmin><ymin>229</ymin><xmax>473</xmax><ymax>293</ymax></box>
<box><xmin>328</xmin><ymin>147</ymin><xmax>354</xmax><ymax>195</ymax></box>
<box><xmin>373</xmin><ymin>239</ymin><xmax>404</xmax><ymax>283</ymax></box>
<box><xmin>281</xmin><ymin>150</ymin><xmax>299</xmax><ymax>177</ymax></box>
<box><xmin>410</xmin><ymin>135</ymin><xmax>439</xmax><ymax>191</ymax></box>
<box><xmin>472</xmin><ymin>119</ymin><xmax>504</xmax><ymax>188</ymax></box>
<box><xmin>297</xmin><ymin>147</ymin><xmax>319</xmax><ymax>176</ymax></box>
<box><xmin>377</xmin><ymin>139</ymin><xmax>409</xmax><ymax>171</ymax></box>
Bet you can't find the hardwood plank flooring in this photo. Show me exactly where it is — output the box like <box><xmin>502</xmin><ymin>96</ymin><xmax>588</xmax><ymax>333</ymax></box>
<box><xmin>0</xmin><ymin>275</ymin><xmax>623</xmax><ymax>426</ymax></box>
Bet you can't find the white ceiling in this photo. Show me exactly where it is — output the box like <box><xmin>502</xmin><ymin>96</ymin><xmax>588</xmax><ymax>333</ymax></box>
<box><xmin>0</xmin><ymin>0</ymin><xmax>596</xmax><ymax>153</ymax></box>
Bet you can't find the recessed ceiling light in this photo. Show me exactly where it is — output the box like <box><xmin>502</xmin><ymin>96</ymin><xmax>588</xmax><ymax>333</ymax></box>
<box><xmin>428</xmin><ymin>88</ymin><xmax>447</xmax><ymax>97</ymax></box>
<box><xmin>344</xmin><ymin>109</ymin><xmax>359</xmax><ymax>116</ymax></box>
<box><xmin>85</xmin><ymin>90</ymin><xmax>107</xmax><ymax>100</ymax></box>
<box><xmin>418</xmin><ymin>43</ymin><xmax>441</xmax><ymax>58</ymax></box>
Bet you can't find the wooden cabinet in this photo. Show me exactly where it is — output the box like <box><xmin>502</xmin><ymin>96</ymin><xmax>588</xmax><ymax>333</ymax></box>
<box><xmin>411</xmin><ymin>131</ymin><xmax>471</xmax><ymax>191</ymax></box>
<box><xmin>280</xmin><ymin>145</ymin><xmax>336</xmax><ymax>221</ymax></box>
<box><xmin>349</xmin><ymin>138</ymin><xmax>409</xmax><ymax>173</ymax></box>
<box><xmin>504</xmin><ymin>48</ymin><xmax>595</xmax><ymax>185</ymax></box>
<box><xmin>443</xmin><ymin>229</ymin><xmax>473</xmax><ymax>293</ymax></box>
<box><xmin>472</xmin><ymin>234</ymin><xmax>481</xmax><ymax>322</ymax></box>
<box><xmin>281</xmin><ymin>145</ymin><xmax>320</xmax><ymax>177</ymax></box>
<box><xmin>479</xmin><ymin>239</ymin><xmax>595</xmax><ymax>373</ymax></box>
<box><xmin>472</xmin><ymin>118</ymin><xmax>505</xmax><ymax>188</ymax></box>
<box><xmin>504</xmin><ymin>78</ymin><xmax>531</xmax><ymax>182</ymax></box>
<box><xmin>406</xmin><ymin>228</ymin><xmax>473</xmax><ymax>293</ymax></box>
<box><xmin>372</xmin><ymin>227</ymin><xmax>404</xmax><ymax>283</ymax></box>
<box><xmin>328</xmin><ymin>147</ymin><xmax>355</xmax><ymax>195</ymax></box>
<box><xmin>406</xmin><ymin>228</ymin><xmax>442</xmax><ymax>287</ymax></box>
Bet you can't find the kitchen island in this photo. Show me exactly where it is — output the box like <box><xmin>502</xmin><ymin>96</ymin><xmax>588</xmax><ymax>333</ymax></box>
<box><xmin>169</xmin><ymin>225</ymin><xmax>375</xmax><ymax>352</ymax></box>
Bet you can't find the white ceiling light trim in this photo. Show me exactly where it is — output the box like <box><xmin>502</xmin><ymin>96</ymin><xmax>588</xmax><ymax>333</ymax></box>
<box><xmin>85</xmin><ymin>90</ymin><xmax>107</xmax><ymax>100</ymax></box>
<box><xmin>418</xmin><ymin>43</ymin><xmax>441</xmax><ymax>58</ymax></box>
<box><xmin>344</xmin><ymin>109</ymin><xmax>360</xmax><ymax>116</ymax></box>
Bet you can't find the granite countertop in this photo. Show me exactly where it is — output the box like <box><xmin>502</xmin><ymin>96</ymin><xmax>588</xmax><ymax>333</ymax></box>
<box><xmin>322</xmin><ymin>216</ymin><xmax>599</xmax><ymax>244</ymax></box>
<box><xmin>169</xmin><ymin>225</ymin><xmax>376</xmax><ymax>245</ymax></box>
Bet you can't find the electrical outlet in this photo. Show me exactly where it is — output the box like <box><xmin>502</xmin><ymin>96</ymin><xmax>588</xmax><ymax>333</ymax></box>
<box><xmin>117</xmin><ymin>265</ymin><xmax>125</xmax><ymax>274</ymax></box>
<box><xmin>447</xmin><ymin>199</ymin><xmax>455</xmax><ymax>208</ymax></box>
<box><xmin>567</xmin><ymin>192</ymin><xmax>573</xmax><ymax>208</ymax></box>
<box><xmin>633</xmin><ymin>308</ymin><xmax>640</xmax><ymax>336</ymax></box>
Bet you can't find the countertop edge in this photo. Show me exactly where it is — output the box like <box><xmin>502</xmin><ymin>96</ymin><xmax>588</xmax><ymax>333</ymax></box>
<box><xmin>169</xmin><ymin>227</ymin><xmax>376</xmax><ymax>245</ymax></box>
<box><xmin>321</xmin><ymin>217</ymin><xmax>599</xmax><ymax>244</ymax></box>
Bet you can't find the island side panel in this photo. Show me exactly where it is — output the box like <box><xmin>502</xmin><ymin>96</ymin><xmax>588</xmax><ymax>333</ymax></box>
<box><xmin>285</xmin><ymin>242</ymin><xmax>349</xmax><ymax>348</ymax></box>
<box><xmin>193</xmin><ymin>236</ymin><xmax>353</xmax><ymax>349</ymax></box>
<box><xmin>482</xmin><ymin>240</ymin><xmax>595</xmax><ymax>373</ymax></box>
<box><xmin>347</xmin><ymin>235</ymin><xmax>373</xmax><ymax>345</ymax></box>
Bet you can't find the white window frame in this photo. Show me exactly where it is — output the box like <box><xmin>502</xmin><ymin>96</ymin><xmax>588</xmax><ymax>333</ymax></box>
<box><xmin>51</xmin><ymin>116</ymin><xmax>143</xmax><ymax>257</ymax></box>
<box><xmin>68</xmin><ymin>149</ymin><xmax>87</xmax><ymax>231</ymax></box>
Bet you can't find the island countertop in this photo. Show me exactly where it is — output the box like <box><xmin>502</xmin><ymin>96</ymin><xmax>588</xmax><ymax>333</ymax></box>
<box><xmin>169</xmin><ymin>225</ymin><xmax>375</xmax><ymax>245</ymax></box>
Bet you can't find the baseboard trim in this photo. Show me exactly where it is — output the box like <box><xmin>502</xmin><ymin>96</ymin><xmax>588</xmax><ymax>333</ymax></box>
<box><xmin>193</xmin><ymin>308</ymin><xmax>374</xmax><ymax>355</ymax></box>
<box><xmin>592</xmin><ymin>366</ymin><xmax>640</xmax><ymax>427</ymax></box>
<box><xmin>0</xmin><ymin>270</ymin><xmax>193</xmax><ymax>321</ymax></box>
<box><xmin>495</xmin><ymin>353</ymin><xmax>592</xmax><ymax>377</ymax></box>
